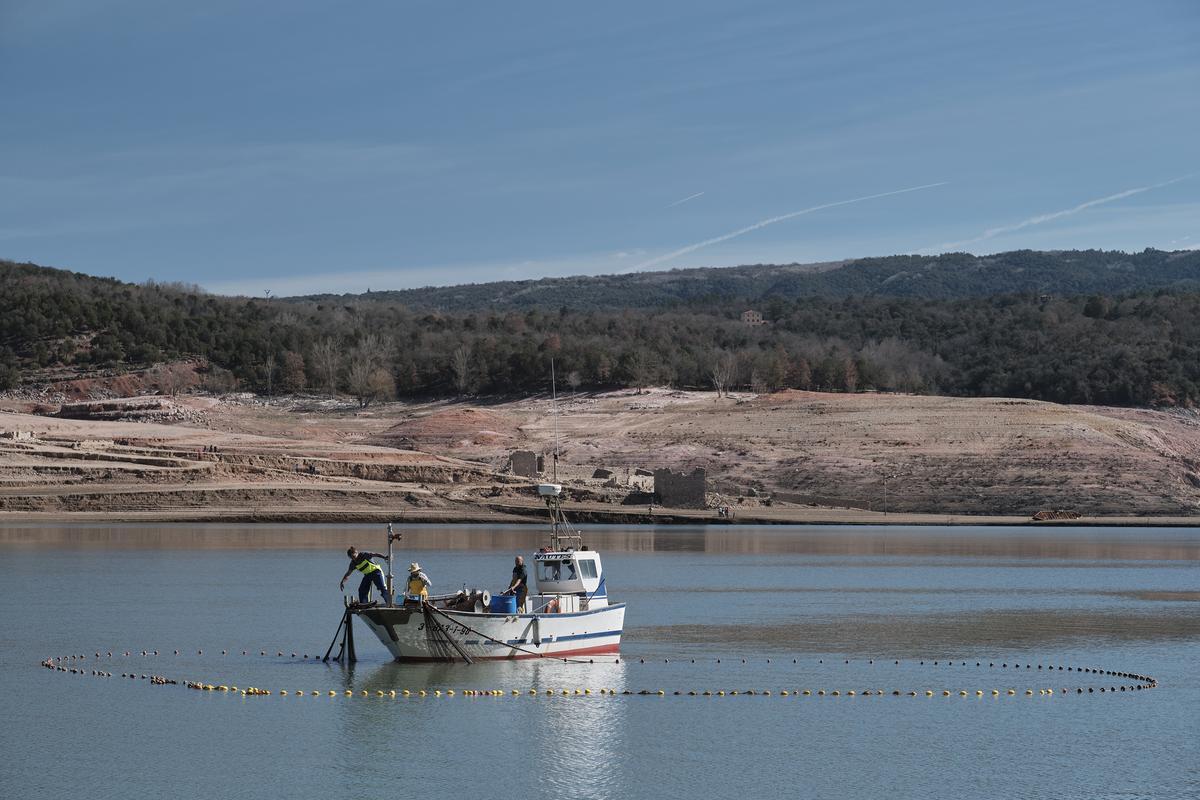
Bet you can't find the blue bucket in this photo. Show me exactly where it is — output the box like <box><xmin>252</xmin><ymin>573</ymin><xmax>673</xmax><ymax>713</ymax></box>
<box><xmin>489</xmin><ymin>594</ymin><xmax>518</xmax><ymax>614</ymax></box>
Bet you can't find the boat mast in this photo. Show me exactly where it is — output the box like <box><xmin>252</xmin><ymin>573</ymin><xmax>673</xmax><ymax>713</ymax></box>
<box><xmin>551</xmin><ymin>358</ymin><xmax>559</xmax><ymax>483</ymax></box>
<box><xmin>386</xmin><ymin>521</ymin><xmax>394</xmax><ymax>606</ymax></box>
<box><xmin>541</xmin><ymin>358</ymin><xmax>580</xmax><ymax>552</ymax></box>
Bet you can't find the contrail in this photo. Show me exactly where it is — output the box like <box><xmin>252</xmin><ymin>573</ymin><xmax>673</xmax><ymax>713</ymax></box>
<box><xmin>934</xmin><ymin>174</ymin><xmax>1194</xmax><ymax>252</ymax></box>
<box><xmin>629</xmin><ymin>181</ymin><xmax>948</xmax><ymax>273</ymax></box>
<box><xmin>665</xmin><ymin>191</ymin><xmax>705</xmax><ymax>209</ymax></box>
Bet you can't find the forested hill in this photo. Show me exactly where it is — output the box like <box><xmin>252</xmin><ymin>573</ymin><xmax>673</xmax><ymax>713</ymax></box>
<box><xmin>3</xmin><ymin>250</ymin><xmax>1200</xmax><ymax>409</ymax></box>
<box><xmin>295</xmin><ymin>249</ymin><xmax>1200</xmax><ymax>311</ymax></box>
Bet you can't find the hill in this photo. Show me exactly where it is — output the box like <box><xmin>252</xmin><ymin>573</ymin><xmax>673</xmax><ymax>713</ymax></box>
<box><xmin>3</xmin><ymin>250</ymin><xmax>1200</xmax><ymax>407</ymax></box>
<box><xmin>292</xmin><ymin>249</ymin><xmax>1200</xmax><ymax>311</ymax></box>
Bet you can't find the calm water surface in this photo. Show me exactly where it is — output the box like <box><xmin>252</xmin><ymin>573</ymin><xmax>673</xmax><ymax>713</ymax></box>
<box><xmin>1</xmin><ymin>523</ymin><xmax>1198</xmax><ymax>799</ymax></box>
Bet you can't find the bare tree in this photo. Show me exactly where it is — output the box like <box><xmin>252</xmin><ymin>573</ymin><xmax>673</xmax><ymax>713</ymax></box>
<box><xmin>792</xmin><ymin>357</ymin><xmax>812</xmax><ymax>390</ymax></box>
<box><xmin>710</xmin><ymin>351</ymin><xmax>735</xmax><ymax>398</ymax></box>
<box><xmin>199</xmin><ymin>365</ymin><xmax>237</xmax><ymax>394</ymax></box>
<box><xmin>310</xmin><ymin>337</ymin><xmax>340</xmax><ymax>399</ymax></box>
<box><xmin>264</xmin><ymin>353</ymin><xmax>276</xmax><ymax>398</ymax></box>
<box><xmin>147</xmin><ymin>362</ymin><xmax>191</xmax><ymax>397</ymax></box>
<box><xmin>368</xmin><ymin>368</ymin><xmax>395</xmax><ymax>404</ymax></box>
<box><xmin>625</xmin><ymin>349</ymin><xmax>655</xmax><ymax>394</ymax></box>
<box><xmin>595</xmin><ymin>353</ymin><xmax>613</xmax><ymax>384</ymax></box>
<box><xmin>347</xmin><ymin>357</ymin><xmax>373</xmax><ymax>407</ymax></box>
<box><xmin>345</xmin><ymin>331</ymin><xmax>394</xmax><ymax>407</ymax></box>
<box><xmin>279</xmin><ymin>351</ymin><xmax>307</xmax><ymax>394</ymax></box>
<box><xmin>163</xmin><ymin>364</ymin><xmax>190</xmax><ymax>397</ymax></box>
<box><xmin>357</xmin><ymin>332</ymin><xmax>388</xmax><ymax>359</ymax></box>
<box><xmin>451</xmin><ymin>346</ymin><xmax>471</xmax><ymax>396</ymax></box>
<box><xmin>749</xmin><ymin>368</ymin><xmax>767</xmax><ymax>396</ymax></box>
<box><xmin>566</xmin><ymin>370</ymin><xmax>582</xmax><ymax>397</ymax></box>
<box><xmin>841</xmin><ymin>358</ymin><xmax>859</xmax><ymax>393</ymax></box>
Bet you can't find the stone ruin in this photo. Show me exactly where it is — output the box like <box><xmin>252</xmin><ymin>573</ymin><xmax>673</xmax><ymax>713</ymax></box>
<box><xmin>653</xmin><ymin>467</ymin><xmax>707</xmax><ymax>508</ymax></box>
<box><xmin>509</xmin><ymin>450</ymin><xmax>540</xmax><ymax>478</ymax></box>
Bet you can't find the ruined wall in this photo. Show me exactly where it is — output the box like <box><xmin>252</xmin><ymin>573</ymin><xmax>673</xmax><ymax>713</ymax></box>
<box><xmin>653</xmin><ymin>467</ymin><xmax>706</xmax><ymax>508</ymax></box>
<box><xmin>510</xmin><ymin>450</ymin><xmax>539</xmax><ymax>478</ymax></box>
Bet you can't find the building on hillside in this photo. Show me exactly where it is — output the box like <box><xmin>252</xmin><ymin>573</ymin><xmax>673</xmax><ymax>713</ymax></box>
<box><xmin>509</xmin><ymin>450</ymin><xmax>540</xmax><ymax>478</ymax></box>
<box><xmin>653</xmin><ymin>467</ymin><xmax>706</xmax><ymax>508</ymax></box>
<box><xmin>741</xmin><ymin>310</ymin><xmax>767</xmax><ymax>326</ymax></box>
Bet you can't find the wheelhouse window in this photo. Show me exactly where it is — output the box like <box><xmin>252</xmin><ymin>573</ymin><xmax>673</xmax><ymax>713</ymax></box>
<box><xmin>579</xmin><ymin>560</ymin><xmax>598</xmax><ymax>579</ymax></box>
<box><xmin>538</xmin><ymin>560</ymin><xmax>575</xmax><ymax>581</ymax></box>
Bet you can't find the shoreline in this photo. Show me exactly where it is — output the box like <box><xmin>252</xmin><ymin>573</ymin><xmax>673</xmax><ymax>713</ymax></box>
<box><xmin>5</xmin><ymin>391</ymin><xmax>1200</xmax><ymax>528</ymax></box>
<box><xmin>1</xmin><ymin>505</ymin><xmax>1196</xmax><ymax>527</ymax></box>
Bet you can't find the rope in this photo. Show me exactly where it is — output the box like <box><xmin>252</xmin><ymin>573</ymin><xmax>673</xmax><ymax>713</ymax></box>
<box><xmin>421</xmin><ymin>604</ymin><xmax>474</xmax><ymax>664</ymax></box>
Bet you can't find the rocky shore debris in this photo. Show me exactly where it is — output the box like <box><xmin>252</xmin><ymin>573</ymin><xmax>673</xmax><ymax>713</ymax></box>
<box><xmin>1031</xmin><ymin>510</ymin><xmax>1083</xmax><ymax>521</ymax></box>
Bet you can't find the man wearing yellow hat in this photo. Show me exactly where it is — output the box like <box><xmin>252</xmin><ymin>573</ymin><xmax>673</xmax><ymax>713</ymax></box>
<box><xmin>405</xmin><ymin>561</ymin><xmax>431</xmax><ymax>602</ymax></box>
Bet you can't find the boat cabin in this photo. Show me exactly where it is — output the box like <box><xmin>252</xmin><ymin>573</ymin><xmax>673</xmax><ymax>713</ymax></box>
<box><xmin>530</xmin><ymin>549</ymin><xmax>608</xmax><ymax>610</ymax></box>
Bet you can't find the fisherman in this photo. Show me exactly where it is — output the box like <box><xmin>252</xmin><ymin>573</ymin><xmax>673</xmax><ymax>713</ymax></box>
<box><xmin>405</xmin><ymin>561</ymin><xmax>431</xmax><ymax>601</ymax></box>
<box><xmin>505</xmin><ymin>555</ymin><xmax>529</xmax><ymax>610</ymax></box>
<box><xmin>340</xmin><ymin>546</ymin><xmax>392</xmax><ymax>606</ymax></box>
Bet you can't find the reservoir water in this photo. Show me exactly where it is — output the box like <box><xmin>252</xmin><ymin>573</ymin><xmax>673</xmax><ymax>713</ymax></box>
<box><xmin>2</xmin><ymin>523</ymin><xmax>1198</xmax><ymax>799</ymax></box>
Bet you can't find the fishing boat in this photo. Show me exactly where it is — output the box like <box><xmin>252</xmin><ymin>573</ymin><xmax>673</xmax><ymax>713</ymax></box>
<box><xmin>352</xmin><ymin>484</ymin><xmax>625</xmax><ymax>662</ymax></box>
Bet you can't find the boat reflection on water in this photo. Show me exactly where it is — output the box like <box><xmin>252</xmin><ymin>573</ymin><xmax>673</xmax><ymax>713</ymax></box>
<box><xmin>340</xmin><ymin>656</ymin><xmax>631</xmax><ymax>798</ymax></box>
<box><xmin>351</xmin><ymin>656</ymin><xmax>628</xmax><ymax>694</ymax></box>
<box><xmin>528</xmin><ymin>662</ymin><xmax>629</xmax><ymax>799</ymax></box>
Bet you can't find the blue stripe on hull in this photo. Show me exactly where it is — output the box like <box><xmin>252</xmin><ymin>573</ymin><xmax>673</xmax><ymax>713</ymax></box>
<box><xmin>502</xmin><ymin>629</ymin><xmax>622</xmax><ymax>646</ymax></box>
<box><xmin>440</xmin><ymin>602</ymin><xmax>626</xmax><ymax>621</ymax></box>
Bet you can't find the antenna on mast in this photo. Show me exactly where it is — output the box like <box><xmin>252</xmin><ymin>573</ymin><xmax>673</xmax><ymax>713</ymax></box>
<box><xmin>551</xmin><ymin>358</ymin><xmax>559</xmax><ymax>483</ymax></box>
<box><xmin>538</xmin><ymin>358</ymin><xmax>579</xmax><ymax>552</ymax></box>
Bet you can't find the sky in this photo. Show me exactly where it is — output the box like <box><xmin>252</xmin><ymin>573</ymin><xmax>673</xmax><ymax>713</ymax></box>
<box><xmin>1</xmin><ymin>0</ymin><xmax>1198</xmax><ymax>296</ymax></box>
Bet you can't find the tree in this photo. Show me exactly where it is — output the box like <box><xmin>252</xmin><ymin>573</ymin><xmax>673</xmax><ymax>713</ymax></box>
<box><xmin>200</xmin><ymin>365</ymin><xmax>237</xmax><ymax>393</ymax></box>
<box><xmin>566</xmin><ymin>370</ymin><xmax>582</xmax><ymax>397</ymax></box>
<box><xmin>710</xmin><ymin>351</ymin><xmax>735</xmax><ymax>397</ymax></box>
<box><xmin>769</xmin><ymin>345</ymin><xmax>790</xmax><ymax>391</ymax></box>
<box><xmin>346</xmin><ymin>332</ymin><xmax>393</xmax><ymax>406</ymax></box>
<box><xmin>346</xmin><ymin>358</ymin><xmax>394</xmax><ymax>407</ymax></box>
<box><xmin>146</xmin><ymin>362</ymin><xmax>191</xmax><ymax>397</ymax></box>
<box><xmin>622</xmin><ymin>349</ymin><xmax>655</xmax><ymax>393</ymax></box>
<box><xmin>792</xmin><ymin>357</ymin><xmax>812</xmax><ymax>390</ymax></box>
<box><xmin>1083</xmin><ymin>295</ymin><xmax>1110</xmax><ymax>319</ymax></box>
<box><xmin>264</xmin><ymin>353</ymin><xmax>276</xmax><ymax>397</ymax></box>
<box><xmin>842</xmin><ymin>358</ymin><xmax>859</xmax><ymax>393</ymax></box>
<box><xmin>749</xmin><ymin>368</ymin><xmax>767</xmax><ymax>395</ymax></box>
<box><xmin>347</xmin><ymin>359</ymin><xmax>374</xmax><ymax>407</ymax></box>
<box><xmin>310</xmin><ymin>338</ymin><xmax>340</xmax><ymax>399</ymax></box>
<box><xmin>594</xmin><ymin>353</ymin><xmax>613</xmax><ymax>384</ymax></box>
<box><xmin>366</xmin><ymin>368</ymin><xmax>395</xmax><ymax>405</ymax></box>
<box><xmin>451</xmin><ymin>345</ymin><xmax>471</xmax><ymax>395</ymax></box>
<box><xmin>279</xmin><ymin>350</ymin><xmax>307</xmax><ymax>393</ymax></box>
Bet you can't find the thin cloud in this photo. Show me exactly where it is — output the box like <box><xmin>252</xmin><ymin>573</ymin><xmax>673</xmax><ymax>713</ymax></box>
<box><xmin>629</xmin><ymin>182</ymin><xmax>949</xmax><ymax>273</ymax></box>
<box><xmin>934</xmin><ymin>174</ymin><xmax>1194</xmax><ymax>252</ymax></box>
<box><xmin>665</xmin><ymin>191</ymin><xmax>705</xmax><ymax>209</ymax></box>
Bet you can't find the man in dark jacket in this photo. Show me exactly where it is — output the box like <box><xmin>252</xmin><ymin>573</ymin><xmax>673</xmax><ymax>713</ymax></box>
<box><xmin>506</xmin><ymin>555</ymin><xmax>529</xmax><ymax>610</ymax></box>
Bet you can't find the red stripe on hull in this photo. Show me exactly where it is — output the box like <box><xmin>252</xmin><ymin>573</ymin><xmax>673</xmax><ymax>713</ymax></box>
<box><xmin>394</xmin><ymin>643</ymin><xmax>620</xmax><ymax>663</ymax></box>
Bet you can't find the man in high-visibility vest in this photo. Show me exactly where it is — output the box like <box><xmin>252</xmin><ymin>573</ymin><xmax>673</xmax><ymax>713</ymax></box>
<box><xmin>340</xmin><ymin>547</ymin><xmax>392</xmax><ymax>606</ymax></box>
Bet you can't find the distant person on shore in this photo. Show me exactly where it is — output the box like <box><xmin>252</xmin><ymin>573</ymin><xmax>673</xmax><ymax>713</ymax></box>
<box><xmin>340</xmin><ymin>547</ymin><xmax>391</xmax><ymax>606</ymax></box>
<box><xmin>405</xmin><ymin>561</ymin><xmax>431</xmax><ymax>601</ymax></box>
<box><xmin>505</xmin><ymin>555</ymin><xmax>528</xmax><ymax>609</ymax></box>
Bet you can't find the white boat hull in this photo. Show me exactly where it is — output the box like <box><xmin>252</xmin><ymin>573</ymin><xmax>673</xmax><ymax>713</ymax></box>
<box><xmin>355</xmin><ymin>603</ymin><xmax>626</xmax><ymax>662</ymax></box>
